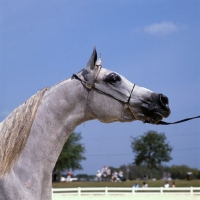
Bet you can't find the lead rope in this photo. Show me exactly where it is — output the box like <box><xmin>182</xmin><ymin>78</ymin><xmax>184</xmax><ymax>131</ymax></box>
<box><xmin>154</xmin><ymin>115</ymin><xmax>200</xmax><ymax>125</ymax></box>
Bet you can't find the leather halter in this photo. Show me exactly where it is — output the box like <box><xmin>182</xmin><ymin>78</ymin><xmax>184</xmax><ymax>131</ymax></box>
<box><xmin>72</xmin><ymin>67</ymin><xmax>139</xmax><ymax>120</ymax></box>
<box><xmin>72</xmin><ymin>69</ymin><xmax>200</xmax><ymax>125</ymax></box>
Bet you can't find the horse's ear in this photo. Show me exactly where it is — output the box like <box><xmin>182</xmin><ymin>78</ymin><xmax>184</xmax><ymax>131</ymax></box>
<box><xmin>84</xmin><ymin>47</ymin><xmax>97</xmax><ymax>83</ymax></box>
<box><xmin>85</xmin><ymin>47</ymin><xmax>97</xmax><ymax>70</ymax></box>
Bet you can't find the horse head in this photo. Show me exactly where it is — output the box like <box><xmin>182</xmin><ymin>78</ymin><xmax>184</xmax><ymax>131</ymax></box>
<box><xmin>75</xmin><ymin>47</ymin><xmax>171</xmax><ymax>124</ymax></box>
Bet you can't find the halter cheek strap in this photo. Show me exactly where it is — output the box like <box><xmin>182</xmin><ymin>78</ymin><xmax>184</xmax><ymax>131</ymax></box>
<box><xmin>72</xmin><ymin>71</ymin><xmax>139</xmax><ymax>121</ymax></box>
<box><xmin>85</xmin><ymin>64</ymin><xmax>102</xmax><ymax>89</ymax></box>
<box><xmin>123</xmin><ymin>84</ymin><xmax>139</xmax><ymax>120</ymax></box>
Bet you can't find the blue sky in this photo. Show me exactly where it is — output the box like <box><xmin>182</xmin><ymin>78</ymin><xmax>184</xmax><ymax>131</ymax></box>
<box><xmin>0</xmin><ymin>0</ymin><xmax>199</xmax><ymax>175</ymax></box>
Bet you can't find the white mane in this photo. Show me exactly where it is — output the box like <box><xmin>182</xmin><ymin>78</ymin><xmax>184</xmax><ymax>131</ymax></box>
<box><xmin>0</xmin><ymin>88</ymin><xmax>48</xmax><ymax>176</ymax></box>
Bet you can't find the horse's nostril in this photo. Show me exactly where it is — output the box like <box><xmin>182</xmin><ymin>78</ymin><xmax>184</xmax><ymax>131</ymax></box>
<box><xmin>159</xmin><ymin>94</ymin><xmax>169</xmax><ymax>107</ymax></box>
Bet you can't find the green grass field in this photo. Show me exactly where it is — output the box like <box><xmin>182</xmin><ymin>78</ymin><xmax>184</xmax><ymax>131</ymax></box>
<box><xmin>52</xmin><ymin>179</ymin><xmax>200</xmax><ymax>188</ymax></box>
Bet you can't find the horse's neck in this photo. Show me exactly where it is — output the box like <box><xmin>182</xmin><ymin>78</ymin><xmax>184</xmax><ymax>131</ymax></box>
<box><xmin>26</xmin><ymin>78</ymin><xmax>90</xmax><ymax>171</ymax></box>
<box><xmin>2</xmin><ymin>78</ymin><xmax>91</xmax><ymax>199</ymax></box>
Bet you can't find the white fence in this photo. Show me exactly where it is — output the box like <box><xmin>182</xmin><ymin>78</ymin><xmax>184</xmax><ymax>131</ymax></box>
<box><xmin>52</xmin><ymin>187</ymin><xmax>200</xmax><ymax>196</ymax></box>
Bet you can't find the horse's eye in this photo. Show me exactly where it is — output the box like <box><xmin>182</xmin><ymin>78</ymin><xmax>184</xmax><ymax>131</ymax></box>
<box><xmin>105</xmin><ymin>73</ymin><xmax>121</xmax><ymax>84</ymax></box>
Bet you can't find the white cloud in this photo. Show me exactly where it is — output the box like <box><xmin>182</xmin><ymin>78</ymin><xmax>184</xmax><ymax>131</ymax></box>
<box><xmin>143</xmin><ymin>22</ymin><xmax>186</xmax><ymax>36</ymax></box>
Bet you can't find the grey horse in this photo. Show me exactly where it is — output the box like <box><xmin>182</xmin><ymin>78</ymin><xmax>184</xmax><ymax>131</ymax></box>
<box><xmin>0</xmin><ymin>48</ymin><xmax>170</xmax><ymax>200</ymax></box>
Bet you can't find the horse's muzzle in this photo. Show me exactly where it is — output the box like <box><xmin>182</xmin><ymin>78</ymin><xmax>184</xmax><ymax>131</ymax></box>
<box><xmin>146</xmin><ymin>93</ymin><xmax>171</xmax><ymax>124</ymax></box>
<box><xmin>159</xmin><ymin>94</ymin><xmax>170</xmax><ymax>112</ymax></box>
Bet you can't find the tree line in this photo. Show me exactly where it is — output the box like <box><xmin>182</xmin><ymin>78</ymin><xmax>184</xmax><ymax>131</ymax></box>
<box><xmin>116</xmin><ymin>164</ymin><xmax>200</xmax><ymax>180</ymax></box>
<box><xmin>53</xmin><ymin>130</ymin><xmax>199</xmax><ymax>181</ymax></box>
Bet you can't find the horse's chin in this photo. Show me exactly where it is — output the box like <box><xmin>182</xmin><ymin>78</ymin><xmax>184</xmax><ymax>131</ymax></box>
<box><xmin>147</xmin><ymin>112</ymin><xmax>163</xmax><ymax>124</ymax></box>
<box><xmin>122</xmin><ymin>115</ymin><xmax>136</xmax><ymax>122</ymax></box>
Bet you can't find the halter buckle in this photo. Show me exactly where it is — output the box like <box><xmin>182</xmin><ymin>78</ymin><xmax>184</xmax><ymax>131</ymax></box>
<box><xmin>86</xmin><ymin>82</ymin><xmax>93</xmax><ymax>89</ymax></box>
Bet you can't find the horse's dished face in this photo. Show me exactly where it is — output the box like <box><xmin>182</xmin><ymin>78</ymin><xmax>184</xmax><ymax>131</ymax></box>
<box><xmin>89</xmin><ymin>68</ymin><xmax>171</xmax><ymax>124</ymax></box>
<box><xmin>82</xmin><ymin>48</ymin><xmax>171</xmax><ymax>124</ymax></box>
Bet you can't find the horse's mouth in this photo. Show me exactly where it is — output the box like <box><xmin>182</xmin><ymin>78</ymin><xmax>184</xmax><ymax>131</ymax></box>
<box><xmin>145</xmin><ymin>107</ymin><xmax>171</xmax><ymax>124</ymax></box>
<box><xmin>147</xmin><ymin>112</ymin><xmax>164</xmax><ymax>124</ymax></box>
